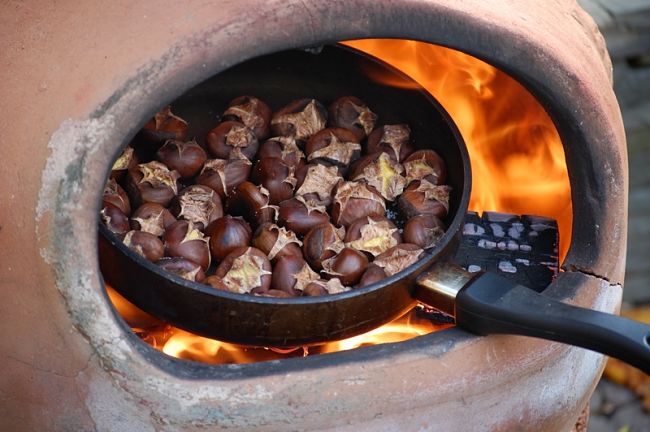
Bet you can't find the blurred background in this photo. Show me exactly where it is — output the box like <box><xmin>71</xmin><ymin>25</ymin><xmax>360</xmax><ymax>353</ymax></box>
<box><xmin>577</xmin><ymin>1</ymin><xmax>649</xmax><ymax>430</ymax></box>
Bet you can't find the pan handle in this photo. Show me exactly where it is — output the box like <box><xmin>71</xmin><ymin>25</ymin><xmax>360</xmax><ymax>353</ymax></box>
<box><xmin>415</xmin><ymin>262</ymin><xmax>650</xmax><ymax>374</ymax></box>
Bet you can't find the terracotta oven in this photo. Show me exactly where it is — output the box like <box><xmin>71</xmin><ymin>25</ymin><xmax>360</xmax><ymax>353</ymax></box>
<box><xmin>0</xmin><ymin>1</ymin><xmax>627</xmax><ymax>430</ymax></box>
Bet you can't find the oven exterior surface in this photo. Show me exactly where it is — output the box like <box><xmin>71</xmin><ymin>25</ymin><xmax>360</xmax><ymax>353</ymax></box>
<box><xmin>0</xmin><ymin>1</ymin><xmax>626</xmax><ymax>431</ymax></box>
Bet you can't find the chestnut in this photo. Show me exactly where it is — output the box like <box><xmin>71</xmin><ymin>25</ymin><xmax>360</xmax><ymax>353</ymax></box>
<box><xmin>101</xmin><ymin>202</ymin><xmax>130</xmax><ymax>236</ymax></box>
<box><xmin>103</xmin><ymin>177</ymin><xmax>131</xmax><ymax>215</ymax></box>
<box><xmin>349</xmin><ymin>152</ymin><xmax>406</xmax><ymax>201</ymax></box>
<box><xmin>373</xmin><ymin>243</ymin><xmax>424</xmax><ymax>276</ymax></box>
<box><xmin>277</xmin><ymin>195</ymin><xmax>330</xmax><ymax>236</ymax></box>
<box><xmin>302</xmin><ymin>278</ymin><xmax>349</xmax><ymax>296</ymax></box>
<box><xmin>156</xmin><ymin>139</ymin><xmax>207</xmax><ymax>178</ymax></box>
<box><xmin>304</xmin><ymin>127</ymin><xmax>361</xmax><ymax>168</ymax></box>
<box><xmin>163</xmin><ymin>220</ymin><xmax>211</xmax><ymax>271</ymax></box>
<box><xmin>195</xmin><ymin>156</ymin><xmax>252</xmax><ymax>198</ymax></box>
<box><xmin>302</xmin><ymin>281</ymin><xmax>328</xmax><ymax>297</ymax></box>
<box><xmin>356</xmin><ymin>264</ymin><xmax>388</xmax><ymax>288</ymax></box>
<box><xmin>130</xmin><ymin>202</ymin><xmax>176</xmax><ymax>236</ymax></box>
<box><xmin>331</xmin><ymin>180</ymin><xmax>386</xmax><ymax>227</ymax></box>
<box><xmin>294</xmin><ymin>162</ymin><xmax>343</xmax><ymax>205</ymax></box>
<box><xmin>250</xmin><ymin>157</ymin><xmax>297</xmax><ymax>204</ymax></box>
<box><xmin>225</xmin><ymin>181</ymin><xmax>278</xmax><ymax>228</ymax></box>
<box><xmin>205</xmin><ymin>120</ymin><xmax>258</xmax><ymax>160</ymax></box>
<box><xmin>257</xmin><ymin>136</ymin><xmax>306</xmax><ymax>168</ymax></box>
<box><xmin>215</xmin><ymin>246</ymin><xmax>272</xmax><ymax>294</ymax></box>
<box><xmin>398</xmin><ymin>180</ymin><xmax>451</xmax><ymax>220</ymax></box>
<box><xmin>205</xmin><ymin>216</ymin><xmax>252</xmax><ymax>260</ymax></box>
<box><xmin>252</xmin><ymin>223</ymin><xmax>303</xmax><ymax>262</ymax></box>
<box><xmin>170</xmin><ymin>185</ymin><xmax>223</xmax><ymax>231</ymax></box>
<box><xmin>110</xmin><ymin>146</ymin><xmax>137</xmax><ymax>181</ymax></box>
<box><xmin>125</xmin><ymin>161</ymin><xmax>180</xmax><ymax>208</ymax></box>
<box><xmin>344</xmin><ymin>215</ymin><xmax>401</xmax><ymax>257</ymax></box>
<box><xmin>271</xmin><ymin>98</ymin><xmax>327</xmax><ymax>140</ymax></box>
<box><xmin>328</xmin><ymin>96</ymin><xmax>377</xmax><ymax>140</ymax></box>
<box><xmin>140</xmin><ymin>106</ymin><xmax>189</xmax><ymax>146</ymax></box>
<box><xmin>272</xmin><ymin>255</ymin><xmax>320</xmax><ymax>295</ymax></box>
<box><xmin>204</xmin><ymin>275</ymin><xmax>229</xmax><ymax>291</ymax></box>
<box><xmin>321</xmin><ymin>247</ymin><xmax>368</xmax><ymax>286</ymax></box>
<box><xmin>123</xmin><ymin>230</ymin><xmax>165</xmax><ymax>262</ymax></box>
<box><xmin>403</xmin><ymin>214</ymin><xmax>446</xmax><ymax>249</ymax></box>
<box><xmin>403</xmin><ymin>149</ymin><xmax>447</xmax><ymax>185</ymax></box>
<box><xmin>302</xmin><ymin>222</ymin><xmax>345</xmax><ymax>270</ymax></box>
<box><xmin>222</xmin><ymin>95</ymin><xmax>272</xmax><ymax>140</ymax></box>
<box><xmin>366</xmin><ymin>124</ymin><xmax>414</xmax><ymax>162</ymax></box>
<box><xmin>157</xmin><ymin>257</ymin><xmax>206</xmax><ymax>282</ymax></box>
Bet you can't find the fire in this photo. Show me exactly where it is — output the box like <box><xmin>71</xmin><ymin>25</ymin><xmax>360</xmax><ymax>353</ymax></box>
<box><xmin>344</xmin><ymin>39</ymin><xmax>572</xmax><ymax>259</ymax></box>
<box><xmin>106</xmin><ymin>39</ymin><xmax>572</xmax><ymax>364</ymax></box>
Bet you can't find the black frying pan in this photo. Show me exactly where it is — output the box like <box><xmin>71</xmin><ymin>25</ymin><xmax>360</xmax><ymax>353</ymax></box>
<box><xmin>99</xmin><ymin>45</ymin><xmax>650</xmax><ymax>373</ymax></box>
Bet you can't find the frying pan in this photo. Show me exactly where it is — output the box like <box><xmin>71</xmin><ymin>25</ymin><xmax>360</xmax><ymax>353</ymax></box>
<box><xmin>99</xmin><ymin>45</ymin><xmax>650</xmax><ymax>373</ymax></box>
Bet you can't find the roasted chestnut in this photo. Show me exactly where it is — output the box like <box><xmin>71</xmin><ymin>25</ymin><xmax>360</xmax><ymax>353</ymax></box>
<box><xmin>205</xmin><ymin>120</ymin><xmax>258</xmax><ymax>160</ymax></box>
<box><xmin>163</xmin><ymin>220</ymin><xmax>211</xmax><ymax>271</ymax></box>
<box><xmin>302</xmin><ymin>222</ymin><xmax>345</xmax><ymax>270</ymax></box>
<box><xmin>206</xmin><ymin>216</ymin><xmax>252</xmax><ymax>260</ymax></box>
<box><xmin>170</xmin><ymin>185</ymin><xmax>223</xmax><ymax>231</ymax></box>
<box><xmin>222</xmin><ymin>95</ymin><xmax>272</xmax><ymax>140</ymax></box>
<box><xmin>130</xmin><ymin>202</ymin><xmax>176</xmax><ymax>236</ymax></box>
<box><xmin>294</xmin><ymin>162</ymin><xmax>343</xmax><ymax>205</ymax></box>
<box><xmin>373</xmin><ymin>243</ymin><xmax>424</xmax><ymax>276</ymax></box>
<box><xmin>125</xmin><ymin>161</ymin><xmax>180</xmax><ymax>208</ymax></box>
<box><xmin>195</xmin><ymin>156</ymin><xmax>252</xmax><ymax>198</ymax></box>
<box><xmin>103</xmin><ymin>178</ymin><xmax>131</xmax><ymax>215</ymax></box>
<box><xmin>331</xmin><ymin>180</ymin><xmax>386</xmax><ymax>227</ymax></box>
<box><xmin>270</xmin><ymin>98</ymin><xmax>327</xmax><ymax>140</ymax></box>
<box><xmin>302</xmin><ymin>278</ymin><xmax>348</xmax><ymax>296</ymax></box>
<box><xmin>110</xmin><ymin>146</ymin><xmax>137</xmax><ymax>181</ymax></box>
<box><xmin>257</xmin><ymin>136</ymin><xmax>306</xmax><ymax>168</ymax></box>
<box><xmin>225</xmin><ymin>181</ymin><xmax>278</xmax><ymax>228</ymax></box>
<box><xmin>156</xmin><ymin>139</ymin><xmax>207</xmax><ymax>178</ymax></box>
<box><xmin>101</xmin><ymin>202</ymin><xmax>130</xmax><ymax>236</ymax></box>
<box><xmin>271</xmin><ymin>255</ymin><xmax>320</xmax><ymax>295</ymax></box>
<box><xmin>344</xmin><ymin>215</ymin><xmax>401</xmax><ymax>257</ymax></box>
<box><xmin>403</xmin><ymin>214</ymin><xmax>446</xmax><ymax>249</ymax></box>
<box><xmin>252</xmin><ymin>223</ymin><xmax>303</xmax><ymax>262</ymax></box>
<box><xmin>203</xmin><ymin>275</ymin><xmax>229</xmax><ymax>291</ymax></box>
<box><xmin>123</xmin><ymin>230</ymin><xmax>165</xmax><ymax>262</ymax></box>
<box><xmin>398</xmin><ymin>180</ymin><xmax>451</xmax><ymax>220</ymax></box>
<box><xmin>403</xmin><ymin>149</ymin><xmax>447</xmax><ymax>185</ymax></box>
<box><xmin>305</xmin><ymin>127</ymin><xmax>361</xmax><ymax>168</ymax></box>
<box><xmin>366</xmin><ymin>124</ymin><xmax>414</xmax><ymax>162</ymax></box>
<box><xmin>277</xmin><ymin>195</ymin><xmax>330</xmax><ymax>236</ymax></box>
<box><xmin>251</xmin><ymin>157</ymin><xmax>297</xmax><ymax>204</ymax></box>
<box><xmin>328</xmin><ymin>96</ymin><xmax>377</xmax><ymax>141</ymax></box>
<box><xmin>348</xmin><ymin>152</ymin><xmax>406</xmax><ymax>201</ymax></box>
<box><xmin>156</xmin><ymin>257</ymin><xmax>206</xmax><ymax>282</ymax></box>
<box><xmin>357</xmin><ymin>264</ymin><xmax>388</xmax><ymax>288</ymax></box>
<box><xmin>140</xmin><ymin>106</ymin><xmax>189</xmax><ymax>146</ymax></box>
<box><xmin>321</xmin><ymin>247</ymin><xmax>369</xmax><ymax>286</ymax></box>
<box><xmin>214</xmin><ymin>246</ymin><xmax>272</xmax><ymax>294</ymax></box>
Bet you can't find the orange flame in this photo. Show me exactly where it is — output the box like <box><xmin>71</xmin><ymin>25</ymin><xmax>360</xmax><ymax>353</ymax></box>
<box><xmin>344</xmin><ymin>39</ymin><xmax>572</xmax><ymax>259</ymax></box>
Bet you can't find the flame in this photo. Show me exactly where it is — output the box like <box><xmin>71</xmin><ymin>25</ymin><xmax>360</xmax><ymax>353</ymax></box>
<box><xmin>344</xmin><ymin>39</ymin><xmax>572</xmax><ymax>259</ymax></box>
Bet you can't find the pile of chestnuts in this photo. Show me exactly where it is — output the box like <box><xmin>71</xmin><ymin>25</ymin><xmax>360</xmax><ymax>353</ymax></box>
<box><xmin>101</xmin><ymin>96</ymin><xmax>451</xmax><ymax>297</ymax></box>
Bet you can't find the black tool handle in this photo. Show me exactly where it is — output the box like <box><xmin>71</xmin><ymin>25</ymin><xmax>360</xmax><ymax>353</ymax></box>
<box><xmin>456</xmin><ymin>272</ymin><xmax>650</xmax><ymax>374</ymax></box>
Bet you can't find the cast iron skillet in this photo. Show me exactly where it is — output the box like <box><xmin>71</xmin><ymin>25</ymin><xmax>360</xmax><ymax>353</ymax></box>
<box><xmin>99</xmin><ymin>45</ymin><xmax>650</xmax><ymax>373</ymax></box>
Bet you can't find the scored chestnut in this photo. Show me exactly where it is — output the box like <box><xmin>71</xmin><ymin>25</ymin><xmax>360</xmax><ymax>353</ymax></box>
<box><xmin>215</xmin><ymin>246</ymin><xmax>272</xmax><ymax>294</ymax></box>
<box><xmin>103</xmin><ymin>177</ymin><xmax>131</xmax><ymax>215</ymax></box>
<box><xmin>257</xmin><ymin>136</ymin><xmax>306</xmax><ymax>169</ymax></box>
<box><xmin>156</xmin><ymin>257</ymin><xmax>206</xmax><ymax>283</ymax></box>
<box><xmin>205</xmin><ymin>120</ymin><xmax>259</xmax><ymax>160</ymax></box>
<box><xmin>398</xmin><ymin>180</ymin><xmax>451</xmax><ymax>220</ymax></box>
<box><xmin>205</xmin><ymin>216</ymin><xmax>252</xmax><ymax>260</ymax></box>
<box><xmin>140</xmin><ymin>106</ymin><xmax>189</xmax><ymax>146</ymax></box>
<box><xmin>331</xmin><ymin>180</ymin><xmax>386</xmax><ymax>227</ymax></box>
<box><xmin>356</xmin><ymin>264</ymin><xmax>388</xmax><ymax>288</ymax></box>
<box><xmin>252</xmin><ymin>223</ymin><xmax>303</xmax><ymax>262</ymax></box>
<box><xmin>101</xmin><ymin>202</ymin><xmax>130</xmax><ymax>236</ymax></box>
<box><xmin>156</xmin><ymin>139</ymin><xmax>207</xmax><ymax>178</ymax></box>
<box><xmin>271</xmin><ymin>98</ymin><xmax>327</xmax><ymax>140</ymax></box>
<box><xmin>170</xmin><ymin>184</ymin><xmax>223</xmax><ymax>231</ymax></box>
<box><xmin>125</xmin><ymin>161</ymin><xmax>180</xmax><ymax>208</ymax></box>
<box><xmin>250</xmin><ymin>157</ymin><xmax>297</xmax><ymax>204</ymax></box>
<box><xmin>321</xmin><ymin>247</ymin><xmax>369</xmax><ymax>286</ymax></box>
<box><xmin>277</xmin><ymin>195</ymin><xmax>330</xmax><ymax>236</ymax></box>
<box><xmin>130</xmin><ymin>202</ymin><xmax>176</xmax><ymax>237</ymax></box>
<box><xmin>403</xmin><ymin>214</ymin><xmax>446</xmax><ymax>249</ymax></box>
<box><xmin>222</xmin><ymin>95</ymin><xmax>272</xmax><ymax>140</ymax></box>
<box><xmin>271</xmin><ymin>255</ymin><xmax>320</xmax><ymax>296</ymax></box>
<box><xmin>304</xmin><ymin>127</ymin><xmax>361</xmax><ymax>168</ymax></box>
<box><xmin>348</xmin><ymin>152</ymin><xmax>406</xmax><ymax>201</ymax></box>
<box><xmin>294</xmin><ymin>162</ymin><xmax>343</xmax><ymax>205</ymax></box>
<box><xmin>328</xmin><ymin>96</ymin><xmax>378</xmax><ymax>141</ymax></box>
<box><xmin>122</xmin><ymin>230</ymin><xmax>165</xmax><ymax>262</ymax></box>
<box><xmin>110</xmin><ymin>146</ymin><xmax>137</xmax><ymax>181</ymax></box>
<box><xmin>225</xmin><ymin>181</ymin><xmax>278</xmax><ymax>228</ymax></box>
<box><xmin>302</xmin><ymin>278</ymin><xmax>348</xmax><ymax>296</ymax></box>
<box><xmin>403</xmin><ymin>149</ymin><xmax>447</xmax><ymax>185</ymax></box>
<box><xmin>344</xmin><ymin>215</ymin><xmax>401</xmax><ymax>257</ymax></box>
<box><xmin>366</xmin><ymin>124</ymin><xmax>414</xmax><ymax>162</ymax></box>
<box><xmin>372</xmin><ymin>243</ymin><xmax>424</xmax><ymax>276</ymax></box>
<box><xmin>302</xmin><ymin>222</ymin><xmax>345</xmax><ymax>270</ymax></box>
<box><xmin>195</xmin><ymin>156</ymin><xmax>252</xmax><ymax>199</ymax></box>
<box><xmin>163</xmin><ymin>220</ymin><xmax>211</xmax><ymax>271</ymax></box>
